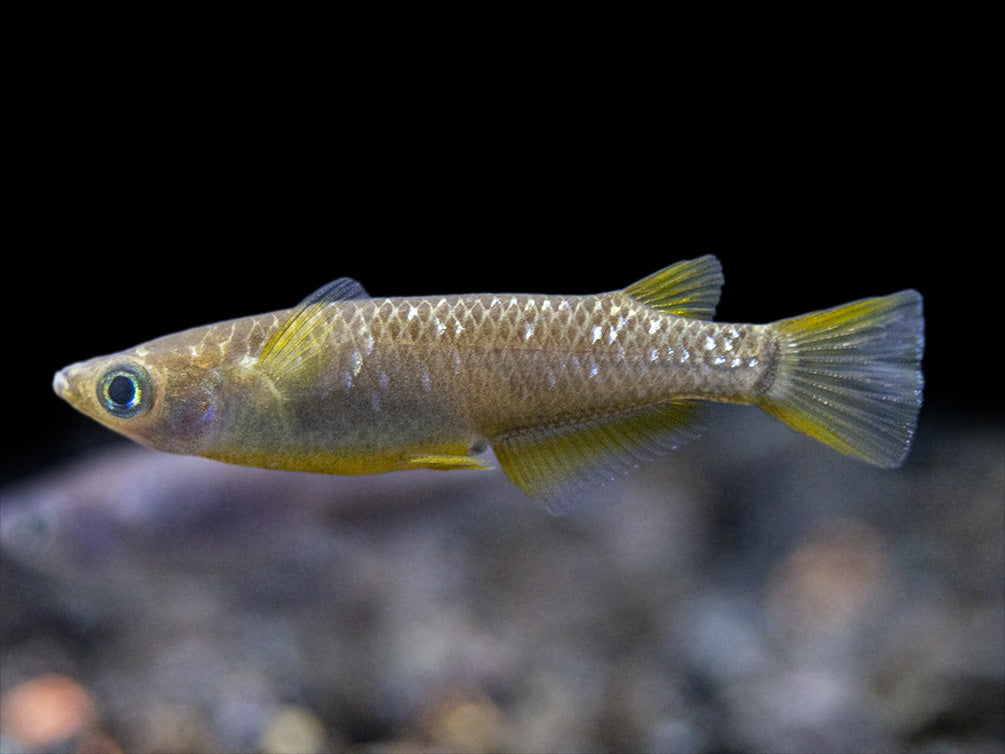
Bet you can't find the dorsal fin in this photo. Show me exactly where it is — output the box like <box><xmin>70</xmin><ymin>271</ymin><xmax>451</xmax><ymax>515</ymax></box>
<box><xmin>259</xmin><ymin>277</ymin><xmax>370</xmax><ymax>373</ymax></box>
<box><xmin>491</xmin><ymin>401</ymin><xmax>705</xmax><ymax>513</ymax></box>
<box><xmin>624</xmin><ymin>255</ymin><xmax>723</xmax><ymax>320</ymax></box>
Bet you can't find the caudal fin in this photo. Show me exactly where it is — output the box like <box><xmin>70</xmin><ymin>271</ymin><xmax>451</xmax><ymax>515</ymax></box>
<box><xmin>757</xmin><ymin>290</ymin><xmax>924</xmax><ymax>467</ymax></box>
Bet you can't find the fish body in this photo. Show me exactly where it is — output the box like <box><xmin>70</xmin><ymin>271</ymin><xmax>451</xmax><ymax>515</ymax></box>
<box><xmin>54</xmin><ymin>257</ymin><xmax>924</xmax><ymax>508</ymax></box>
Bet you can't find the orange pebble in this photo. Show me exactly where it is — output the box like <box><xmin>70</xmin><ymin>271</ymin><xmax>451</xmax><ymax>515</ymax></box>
<box><xmin>0</xmin><ymin>673</ymin><xmax>98</xmax><ymax>748</ymax></box>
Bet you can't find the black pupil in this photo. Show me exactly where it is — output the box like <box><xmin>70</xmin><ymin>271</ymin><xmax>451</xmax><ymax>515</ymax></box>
<box><xmin>108</xmin><ymin>374</ymin><xmax>136</xmax><ymax>406</ymax></box>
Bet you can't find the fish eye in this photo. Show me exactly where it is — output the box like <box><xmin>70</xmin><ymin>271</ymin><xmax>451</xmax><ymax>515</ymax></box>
<box><xmin>97</xmin><ymin>364</ymin><xmax>152</xmax><ymax>418</ymax></box>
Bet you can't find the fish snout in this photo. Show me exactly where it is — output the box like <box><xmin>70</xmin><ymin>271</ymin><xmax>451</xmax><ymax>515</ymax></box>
<box><xmin>53</xmin><ymin>364</ymin><xmax>83</xmax><ymax>403</ymax></box>
<box><xmin>53</xmin><ymin>368</ymin><xmax>71</xmax><ymax>400</ymax></box>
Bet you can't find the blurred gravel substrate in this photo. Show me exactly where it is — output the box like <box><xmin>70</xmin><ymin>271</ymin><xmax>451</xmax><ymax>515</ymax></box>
<box><xmin>1</xmin><ymin>407</ymin><xmax>1002</xmax><ymax>753</ymax></box>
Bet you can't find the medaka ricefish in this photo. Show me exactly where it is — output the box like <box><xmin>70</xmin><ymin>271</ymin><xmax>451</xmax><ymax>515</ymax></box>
<box><xmin>53</xmin><ymin>256</ymin><xmax>924</xmax><ymax>510</ymax></box>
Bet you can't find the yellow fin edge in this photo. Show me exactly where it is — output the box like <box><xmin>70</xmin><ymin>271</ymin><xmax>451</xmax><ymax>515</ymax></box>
<box><xmin>623</xmin><ymin>255</ymin><xmax>723</xmax><ymax>319</ymax></box>
<box><xmin>758</xmin><ymin>290</ymin><xmax>924</xmax><ymax>467</ymax></box>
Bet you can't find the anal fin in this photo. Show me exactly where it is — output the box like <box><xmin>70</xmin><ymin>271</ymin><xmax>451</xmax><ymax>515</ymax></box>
<box><xmin>491</xmin><ymin>401</ymin><xmax>704</xmax><ymax>513</ymax></box>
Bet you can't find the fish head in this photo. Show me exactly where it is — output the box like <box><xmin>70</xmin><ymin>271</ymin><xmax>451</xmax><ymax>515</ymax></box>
<box><xmin>53</xmin><ymin>331</ymin><xmax>225</xmax><ymax>456</ymax></box>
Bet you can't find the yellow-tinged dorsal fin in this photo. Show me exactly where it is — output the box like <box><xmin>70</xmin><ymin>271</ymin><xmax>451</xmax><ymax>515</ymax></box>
<box><xmin>624</xmin><ymin>255</ymin><xmax>723</xmax><ymax>320</ymax></box>
<box><xmin>258</xmin><ymin>277</ymin><xmax>370</xmax><ymax>375</ymax></box>
<box><xmin>490</xmin><ymin>401</ymin><xmax>705</xmax><ymax>513</ymax></box>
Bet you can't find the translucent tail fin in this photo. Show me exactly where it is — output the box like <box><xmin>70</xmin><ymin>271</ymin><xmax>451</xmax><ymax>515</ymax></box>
<box><xmin>757</xmin><ymin>290</ymin><xmax>924</xmax><ymax>467</ymax></box>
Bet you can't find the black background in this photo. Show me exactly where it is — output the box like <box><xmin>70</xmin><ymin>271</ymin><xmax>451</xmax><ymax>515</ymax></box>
<box><xmin>1</xmin><ymin>18</ymin><xmax>1001</xmax><ymax>753</ymax></box>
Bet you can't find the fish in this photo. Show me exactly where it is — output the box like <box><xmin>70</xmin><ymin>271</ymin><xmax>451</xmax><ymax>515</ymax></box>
<box><xmin>53</xmin><ymin>256</ymin><xmax>924</xmax><ymax>510</ymax></box>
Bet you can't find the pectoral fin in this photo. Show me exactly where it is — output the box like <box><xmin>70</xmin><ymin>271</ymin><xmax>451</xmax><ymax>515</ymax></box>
<box><xmin>258</xmin><ymin>277</ymin><xmax>370</xmax><ymax>378</ymax></box>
